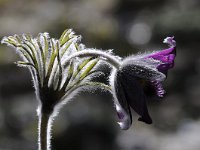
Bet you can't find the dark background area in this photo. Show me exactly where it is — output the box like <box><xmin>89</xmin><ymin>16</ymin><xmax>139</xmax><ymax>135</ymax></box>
<box><xmin>0</xmin><ymin>0</ymin><xmax>200</xmax><ymax>150</ymax></box>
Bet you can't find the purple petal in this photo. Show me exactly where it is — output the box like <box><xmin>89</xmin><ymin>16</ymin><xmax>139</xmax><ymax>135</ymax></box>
<box><xmin>113</xmin><ymin>70</ymin><xmax>132</xmax><ymax>130</ymax></box>
<box><xmin>119</xmin><ymin>67</ymin><xmax>152</xmax><ymax>124</ymax></box>
<box><xmin>141</xmin><ymin>37</ymin><xmax>176</xmax><ymax>97</ymax></box>
<box><xmin>121</xmin><ymin>60</ymin><xmax>166</xmax><ymax>82</ymax></box>
<box><xmin>115</xmin><ymin>104</ymin><xmax>132</xmax><ymax>130</ymax></box>
<box><xmin>145</xmin><ymin>36</ymin><xmax>176</xmax><ymax>75</ymax></box>
<box><xmin>138</xmin><ymin>79</ymin><xmax>165</xmax><ymax>98</ymax></box>
<box><xmin>163</xmin><ymin>36</ymin><xmax>176</xmax><ymax>47</ymax></box>
<box><xmin>151</xmin><ymin>81</ymin><xmax>165</xmax><ymax>98</ymax></box>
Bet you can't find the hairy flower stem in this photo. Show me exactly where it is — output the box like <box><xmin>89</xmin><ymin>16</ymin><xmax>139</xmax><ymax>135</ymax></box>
<box><xmin>36</xmin><ymin>50</ymin><xmax>120</xmax><ymax>150</ymax></box>
<box><xmin>38</xmin><ymin>112</ymin><xmax>52</xmax><ymax>150</ymax></box>
<box><xmin>63</xmin><ymin>50</ymin><xmax>121</xmax><ymax>69</ymax></box>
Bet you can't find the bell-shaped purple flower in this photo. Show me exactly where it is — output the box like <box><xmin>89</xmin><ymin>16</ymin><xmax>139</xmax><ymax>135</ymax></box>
<box><xmin>110</xmin><ymin>37</ymin><xmax>176</xmax><ymax>130</ymax></box>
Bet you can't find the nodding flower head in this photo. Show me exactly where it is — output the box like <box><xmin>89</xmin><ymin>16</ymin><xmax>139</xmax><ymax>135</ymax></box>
<box><xmin>110</xmin><ymin>37</ymin><xmax>176</xmax><ymax>130</ymax></box>
<box><xmin>1</xmin><ymin>29</ymin><xmax>110</xmax><ymax>115</ymax></box>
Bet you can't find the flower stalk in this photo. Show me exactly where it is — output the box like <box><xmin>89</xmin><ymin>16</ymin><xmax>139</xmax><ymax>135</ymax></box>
<box><xmin>38</xmin><ymin>112</ymin><xmax>51</xmax><ymax>150</ymax></box>
<box><xmin>62</xmin><ymin>49</ymin><xmax>121</xmax><ymax>69</ymax></box>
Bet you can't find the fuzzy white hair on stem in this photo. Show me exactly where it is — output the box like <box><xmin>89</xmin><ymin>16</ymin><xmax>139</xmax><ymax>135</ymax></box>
<box><xmin>1</xmin><ymin>29</ymin><xmax>120</xmax><ymax>150</ymax></box>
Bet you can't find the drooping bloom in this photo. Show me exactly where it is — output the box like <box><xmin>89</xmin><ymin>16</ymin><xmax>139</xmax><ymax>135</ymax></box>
<box><xmin>110</xmin><ymin>37</ymin><xmax>176</xmax><ymax>130</ymax></box>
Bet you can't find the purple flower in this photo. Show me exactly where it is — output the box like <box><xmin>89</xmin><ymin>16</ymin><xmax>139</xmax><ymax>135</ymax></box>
<box><xmin>110</xmin><ymin>37</ymin><xmax>176</xmax><ymax>130</ymax></box>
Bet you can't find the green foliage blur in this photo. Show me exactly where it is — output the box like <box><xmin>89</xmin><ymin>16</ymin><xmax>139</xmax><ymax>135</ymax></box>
<box><xmin>0</xmin><ymin>0</ymin><xmax>200</xmax><ymax>150</ymax></box>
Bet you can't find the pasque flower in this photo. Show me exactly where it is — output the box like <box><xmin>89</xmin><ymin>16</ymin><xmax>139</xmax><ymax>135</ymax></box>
<box><xmin>110</xmin><ymin>37</ymin><xmax>176</xmax><ymax>130</ymax></box>
<box><xmin>2</xmin><ymin>28</ymin><xmax>176</xmax><ymax>150</ymax></box>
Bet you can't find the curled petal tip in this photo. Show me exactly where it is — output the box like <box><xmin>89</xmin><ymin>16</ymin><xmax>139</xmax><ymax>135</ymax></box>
<box><xmin>115</xmin><ymin>105</ymin><xmax>131</xmax><ymax>130</ymax></box>
<box><xmin>138</xmin><ymin>117</ymin><xmax>152</xmax><ymax>124</ymax></box>
<box><xmin>116</xmin><ymin>110</ymin><xmax>125</xmax><ymax>120</ymax></box>
<box><xmin>163</xmin><ymin>36</ymin><xmax>176</xmax><ymax>47</ymax></box>
<box><xmin>117</xmin><ymin>121</ymin><xmax>130</xmax><ymax>130</ymax></box>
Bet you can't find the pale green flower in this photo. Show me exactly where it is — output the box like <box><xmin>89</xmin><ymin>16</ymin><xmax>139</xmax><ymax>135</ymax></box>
<box><xmin>2</xmin><ymin>29</ymin><xmax>111</xmax><ymax>115</ymax></box>
<box><xmin>1</xmin><ymin>29</ymin><xmax>113</xmax><ymax>150</ymax></box>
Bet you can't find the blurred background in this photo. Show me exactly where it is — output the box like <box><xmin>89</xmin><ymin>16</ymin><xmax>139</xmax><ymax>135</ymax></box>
<box><xmin>0</xmin><ymin>0</ymin><xmax>200</xmax><ymax>150</ymax></box>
